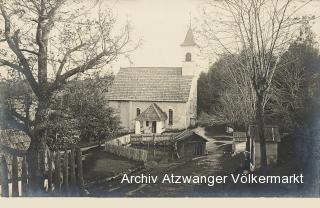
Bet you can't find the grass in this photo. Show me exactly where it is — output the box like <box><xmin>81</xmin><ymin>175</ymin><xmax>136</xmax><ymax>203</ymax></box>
<box><xmin>83</xmin><ymin>148</ymin><xmax>142</xmax><ymax>183</ymax></box>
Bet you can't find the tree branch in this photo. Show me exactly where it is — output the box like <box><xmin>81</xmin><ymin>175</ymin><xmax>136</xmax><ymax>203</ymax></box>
<box><xmin>0</xmin><ymin>3</ymin><xmax>40</xmax><ymax>97</ymax></box>
<box><xmin>50</xmin><ymin>49</ymin><xmax>113</xmax><ymax>92</ymax></box>
<box><xmin>20</xmin><ymin>49</ymin><xmax>39</xmax><ymax>56</ymax></box>
<box><xmin>0</xmin><ymin>58</ymin><xmax>24</xmax><ymax>73</ymax></box>
<box><xmin>9</xmin><ymin>107</ymin><xmax>34</xmax><ymax>127</ymax></box>
<box><xmin>56</xmin><ymin>43</ymin><xmax>88</xmax><ymax>77</ymax></box>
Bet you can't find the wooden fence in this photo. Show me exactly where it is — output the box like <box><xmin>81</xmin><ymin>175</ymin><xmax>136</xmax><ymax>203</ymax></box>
<box><xmin>130</xmin><ymin>134</ymin><xmax>174</xmax><ymax>146</ymax></box>
<box><xmin>104</xmin><ymin>143</ymin><xmax>148</xmax><ymax>162</ymax></box>
<box><xmin>0</xmin><ymin>145</ymin><xmax>85</xmax><ymax>197</ymax></box>
<box><xmin>107</xmin><ymin>134</ymin><xmax>131</xmax><ymax>146</ymax></box>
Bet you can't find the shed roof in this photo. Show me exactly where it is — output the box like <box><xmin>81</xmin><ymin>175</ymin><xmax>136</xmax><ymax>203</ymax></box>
<box><xmin>248</xmin><ymin>125</ymin><xmax>281</xmax><ymax>142</ymax></box>
<box><xmin>106</xmin><ymin>67</ymin><xmax>193</xmax><ymax>102</ymax></box>
<box><xmin>173</xmin><ymin>129</ymin><xmax>208</xmax><ymax>142</ymax></box>
<box><xmin>135</xmin><ymin>103</ymin><xmax>168</xmax><ymax>122</ymax></box>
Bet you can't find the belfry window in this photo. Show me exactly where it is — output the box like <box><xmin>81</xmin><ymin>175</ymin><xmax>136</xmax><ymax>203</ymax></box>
<box><xmin>185</xmin><ymin>53</ymin><xmax>192</xmax><ymax>62</ymax></box>
<box><xmin>137</xmin><ymin>108</ymin><xmax>140</xmax><ymax>116</ymax></box>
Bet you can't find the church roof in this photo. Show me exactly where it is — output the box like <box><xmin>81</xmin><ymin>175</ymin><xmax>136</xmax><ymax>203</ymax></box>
<box><xmin>107</xmin><ymin>67</ymin><xmax>193</xmax><ymax>102</ymax></box>
<box><xmin>181</xmin><ymin>28</ymin><xmax>197</xmax><ymax>46</ymax></box>
<box><xmin>135</xmin><ymin>103</ymin><xmax>168</xmax><ymax>122</ymax></box>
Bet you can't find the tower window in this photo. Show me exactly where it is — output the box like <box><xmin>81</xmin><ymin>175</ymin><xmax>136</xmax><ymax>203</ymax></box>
<box><xmin>137</xmin><ymin>108</ymin><xmax>140</xmax><ymax>116</ymax></box>
<box><xmin>185</xmin><ymin>53</ymin><xmax>192</xmax><ymax>62</ymax></box>
<box><xmin>169</xmin><ymin>109</ymin><xmax>173</xmax><ymax>125</ymax></box>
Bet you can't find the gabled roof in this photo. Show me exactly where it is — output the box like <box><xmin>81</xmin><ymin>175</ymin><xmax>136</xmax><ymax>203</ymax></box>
<box><xmin>135</xmin><ymin>103</ymin><xmax>168</xmax><ymax>122</ymax></box>
<box><xmin>107</xmin><ymin>67</ymin><xmax>193</xmax><ymax>102</ymax></box>
<box><xmin>248</xmin><ymin>125</ymin><xmax>281</xmax><ymax>142</ymax></box>
<box><xmin>181</xmin><ymin>28</ymin><xmax>197</xmax><ymax>47</ymax></box>
<box><xmin>173</xmin><ymin>129</ymin><xmax>208</xmax><ymax>142</ymax></box>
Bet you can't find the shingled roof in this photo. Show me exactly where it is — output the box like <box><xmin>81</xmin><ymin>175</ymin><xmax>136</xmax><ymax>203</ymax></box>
<box><xmin>135</xmin><ymin>103</ymin><xmax>168</xmax><ymax>121</ymax></box>
<box><xmin>173</xmin><ymin>129</ymin><xmax>208</xmax><ymax>142</ymax></box>
<box><xmin>107</xmin><ymin>67</ymin><xmax>193</xmax><ymax>102</ymax></box>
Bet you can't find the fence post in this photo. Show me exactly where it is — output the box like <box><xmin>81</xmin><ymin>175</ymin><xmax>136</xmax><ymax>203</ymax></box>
<box><xmin>76</xmin><ymin>147</ymin><xmax>84</xmax><ymax>196</ymax></box>
<box><xmin>54</xmin><ymin>151</ymin><xmax>61</xmax><ymax>194</ymax></box>
<box><xmin>21</xmin><ymin>155</ymin><xmax>28</xmax><ymax>196</ymax></box>
<box><xmin>0</xmin><ymin>156</ymin><xmax>9</xmax><ymax>197</ymax></box>
<box><xmin>39</xmin><ymin>149</ymin><xmax>46</xmax><ymax>191</ymax></box>
<box><xmin>63</xmin><ymin>149</ymin><xmax>69</xmax><ymax>194</ymax></box>
<box><xmin>69</xmin><ymin>147</ymin><xmax>76</xmax><ymax>191</ymax></box>
<box><xmin>48</xmin><ymin>151</ymin><xmax>53</xmax><ymax>192</ymax></box>
<box><xmin>12</xmin><ymin>155</ymin><xmax>19</xmax><ymax>197</ymax></box>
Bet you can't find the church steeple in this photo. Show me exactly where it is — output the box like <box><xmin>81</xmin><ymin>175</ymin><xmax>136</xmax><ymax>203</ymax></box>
<box><xmin>180</xmin><ymin>21</ymin><xmax>198</xmax><ymax>76</ymax></box>
<box><xmin>181</xmin><ymin>27</ymin><xmax>197</xmax><ymax>47</ymax></box>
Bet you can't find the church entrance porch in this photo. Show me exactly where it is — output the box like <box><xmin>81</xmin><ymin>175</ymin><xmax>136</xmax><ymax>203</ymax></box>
<box><xmin>134</xmin><ymin>103</ymin><xmax>168</xmax><ymax>134</ymax></box>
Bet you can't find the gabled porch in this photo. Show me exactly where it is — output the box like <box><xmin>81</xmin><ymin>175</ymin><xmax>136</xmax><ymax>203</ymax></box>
<box><xmin>134</xmin><ymin>103</ymin><xmax>168</xmax><ymax>134</ymax></box>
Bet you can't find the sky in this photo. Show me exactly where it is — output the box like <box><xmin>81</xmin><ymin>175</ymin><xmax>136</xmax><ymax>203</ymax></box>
<box><xmin>1</xmin><ymin>0</ymin><xmax>320</xmax><ymax>76</ymax></box>
<box><xmin>99</xmin><ymin>0</ymin><xmax>208</xmax><ymax>71</ymax></box>
<box><xmin>97</xmin><ymin>0</ymin><xmax>320</xmax><ymax>73</ymax></box>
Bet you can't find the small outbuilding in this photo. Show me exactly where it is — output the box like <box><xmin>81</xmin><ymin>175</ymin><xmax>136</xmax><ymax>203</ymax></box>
<box><xmin>248</xmin><ymin>125</ymin><xmax>281</xmax><ymax>169</ymax></box>
<box><xmin>232</xmin><ymin>132</ymin><xmax>247</xmax><ymax>154</ymax></box>
<box><xmin>173</xmin><ymin>130</ymin><xmax>208</xmax><ymax>158</ymax></box>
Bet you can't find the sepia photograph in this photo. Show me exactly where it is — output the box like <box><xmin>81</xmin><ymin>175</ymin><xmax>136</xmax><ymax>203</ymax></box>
<box><xmin>0</xmin><ymin>0</ymin><xmax>319</xmax><ymax>198</ymax></box>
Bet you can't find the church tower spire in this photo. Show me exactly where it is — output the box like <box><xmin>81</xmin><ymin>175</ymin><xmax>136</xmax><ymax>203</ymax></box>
<box><xmin>181</xmin><ymin>20</ymin><xmax>198</xmax><ymax>76</ymax></box>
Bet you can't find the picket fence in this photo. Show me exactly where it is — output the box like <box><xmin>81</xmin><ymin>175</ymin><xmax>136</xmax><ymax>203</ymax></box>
<box><xmin>0</xmin><ymin>145</ymin><xmax>85</xmax><ymax>197</ymax></box>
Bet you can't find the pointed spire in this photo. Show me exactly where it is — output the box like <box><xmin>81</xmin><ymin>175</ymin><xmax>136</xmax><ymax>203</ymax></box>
<box><xmin>181</xmin><ymin>13</ymin><xmax>197</xmax><ymax>47</ymax></box>
<box><xmin>181</xmin><ymin>27</ymin><xmax>197</xmax><ymax>47</ymax></box>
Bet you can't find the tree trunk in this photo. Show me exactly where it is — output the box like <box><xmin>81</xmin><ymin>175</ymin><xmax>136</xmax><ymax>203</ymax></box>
<box><xmin>256</xmin><ymin>94</ymin><xmax>268</xmax><ymax>172</ymax></box>
<box><xmin>27</xmin><ymin>99</ymin><xmax>49</xmax><ymax>196</ymax></box>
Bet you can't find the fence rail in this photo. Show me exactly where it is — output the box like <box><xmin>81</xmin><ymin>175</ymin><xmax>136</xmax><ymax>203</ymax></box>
<box><xmin>0</xmin><ymin>146</ymin><xmax>85</xmax><ymax>197</ymax></box>
<box><xmin>104</xmin><ymin>143</ymin><xmax>148</xmax><ymax>162</ymax></box>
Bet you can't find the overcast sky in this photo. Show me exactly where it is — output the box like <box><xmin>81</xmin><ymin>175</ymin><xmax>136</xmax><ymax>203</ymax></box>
<box><xmin>100</xmin><ymin>0</ymin><xmax>208</xmax><ymax>71</ymax></box>
<box><xmin>98</xmin><ymin>0</ymin><xmax>320</xmax><ymax>73</ymax></box>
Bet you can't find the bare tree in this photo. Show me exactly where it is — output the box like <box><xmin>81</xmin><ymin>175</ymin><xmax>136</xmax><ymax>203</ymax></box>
<box><xmin>199</xmin><ymin>0</ymin><xmax>312</xmax><ymax>170</ymax></box>
<box><xmin>0</xmin><ymin>0</ymin><xmax>136</xmax><ymax>192</ymax></box>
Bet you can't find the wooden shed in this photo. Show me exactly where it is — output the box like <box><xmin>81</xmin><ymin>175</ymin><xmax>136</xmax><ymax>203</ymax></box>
<box><xmin>173</xmin><ymin>130</ymin><xmax>208</xmax><ymax>158</ymax></box>
<box><xmin>248</xmin><ymin>125</ymin><xmax>281</xmax><ymax>169</ymax></box>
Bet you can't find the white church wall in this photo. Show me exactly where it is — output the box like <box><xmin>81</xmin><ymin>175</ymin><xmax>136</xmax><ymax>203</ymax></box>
<box><xmin>109</xmin><ymin>100</ymin><xmax>189</xmax><ymax>132</ymax></box>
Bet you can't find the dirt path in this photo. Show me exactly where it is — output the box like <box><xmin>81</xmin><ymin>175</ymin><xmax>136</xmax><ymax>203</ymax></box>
<box><xmin>86</xmin><ymin>129</ymin><xmax>234</xmax><ymax>197</ymax></box>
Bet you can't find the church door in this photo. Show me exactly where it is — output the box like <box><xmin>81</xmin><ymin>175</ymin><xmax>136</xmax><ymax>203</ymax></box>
<box><xmin>152</xmin><ymin>121</ymin><xmax>157</xmax><ymax>133</ymax></box>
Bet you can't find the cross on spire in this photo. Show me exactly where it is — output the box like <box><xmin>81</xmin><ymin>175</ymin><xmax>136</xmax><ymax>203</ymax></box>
<box><xmin>189</xmin><ymin>12</ymin><xmax>192</xmax><ymax>28</ymax></box>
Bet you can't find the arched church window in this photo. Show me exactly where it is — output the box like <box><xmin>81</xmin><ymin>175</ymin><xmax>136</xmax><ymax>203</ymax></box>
<box><xmin>169</xmin><ymin>109</ymin><xmax>173</xmax><ymax>125</ymax></box>
<box><xmin>185</xmin><ymin>53</ymin><xmax>192</xmax><ymax>62</ymax></box>
<box><xmin>137</xmin><ymin>108</ymin><xmax>140</xmax><ymax>116</ymax></box>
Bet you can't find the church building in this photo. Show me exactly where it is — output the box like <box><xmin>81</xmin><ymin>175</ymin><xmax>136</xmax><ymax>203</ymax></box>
<box><xmin>107</xmin><ymin>26</ymin><xmax>199</xmax><ymax>134</ymax></box>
